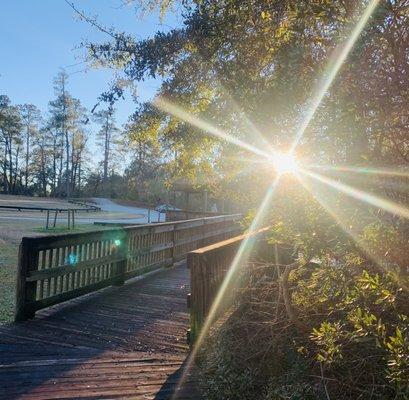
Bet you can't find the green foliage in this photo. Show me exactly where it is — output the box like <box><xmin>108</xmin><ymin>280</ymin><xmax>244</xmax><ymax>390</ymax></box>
<box><xmin>87</xmin><ymin>0</ymin><xmax>409</xmax><ymax>199</ymax></box>
<box><xmin>198</xmin><ymin>255</ymin><xmax>408</xmax><ymax>399</ymax></box>
<box><xmin>303</xmin><ymin>264</ymin><xmax>409</xmax><ymax>397</ymax></box>
<box><xmin>385</xmin><ymin>318</ymin><xmax>409</xmax><ymax>389</ymax></box>
<box><xmin>198</xmin><ymin>334</ymin><xmax>257</xmax><ymax>400</ymax></box>
<box><xmin>361</xmin><ymin>218</ymin><xmax>409</xmax><ymax>274</ymax></box>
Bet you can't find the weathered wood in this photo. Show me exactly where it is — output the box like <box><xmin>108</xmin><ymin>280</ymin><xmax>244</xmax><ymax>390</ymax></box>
<box><xmin>166</xmin><ymin>209</ymin><xmax>221</xmax><ymax>221</ymax></box>
<box><xmin>26</xmin><ymin>254</ymin><xmax>125</xmax><ymax>282</ymax></box>
<box><xmin>187</xmin><ymin>227</ymin><xmax>270</xmax><ymax>343</ymax></box>
<box><xmin>26</xmin><ymin>275</ymin><xmax>122</xmax><ymax>312</ymax></box>
<box><xmin>15</xmin><ymin>243</ymin><xmax>29</xmax><ymax>322</ymax></box>
<box><xmin>15</xmin><ymin>214</ymin><xmax>242</xmax><ymax>321</ymax></box>
<box><xmin>15</xmin><ymin>239</ymin><xmax>39</xmax><ymax>321</ymax></box>
<box><xmin>113</xmin><ymin>236</ymin><xmax>127</xmax><ymax>286</ymax></box>
<box><xmin>2</xmin><ymin>264</ymin><xmax>201</xmax><ymax>399</ymax></box>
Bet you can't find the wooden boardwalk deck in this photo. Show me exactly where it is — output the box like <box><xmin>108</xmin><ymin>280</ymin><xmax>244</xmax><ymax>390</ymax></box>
<box><xmin>0</xmin><ymin>264</ymin><xmax>200</xmax><ymax>399</ymax></box>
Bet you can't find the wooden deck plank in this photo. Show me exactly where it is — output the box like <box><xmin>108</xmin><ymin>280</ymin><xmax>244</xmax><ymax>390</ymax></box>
<box><xmin>0</xmin><ymin>264</ymin><xmax>201</xmax><ymax>399</ymax></box>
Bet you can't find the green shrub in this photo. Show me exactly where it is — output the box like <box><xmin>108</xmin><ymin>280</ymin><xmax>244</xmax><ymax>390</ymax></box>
<box><xmin>197</xmin><ymin>261</ymin><xmax>409</xmax><ymax>399</ymax></box>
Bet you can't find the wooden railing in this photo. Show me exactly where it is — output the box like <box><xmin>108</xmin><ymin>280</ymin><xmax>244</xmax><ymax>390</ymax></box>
<box><xmin>15</xmin><ymin>214</ymin><xmax>241</xmax><ymax>322</ymax></box>
<box><xmin>166</xmin><ymin>210</ymin><xmax>222</xmax><ymax>221</ymax></box>
<box><xmin>187</xmin><ymin>227</ymin><xmax>272</xmax><ymax>343</ymax></box>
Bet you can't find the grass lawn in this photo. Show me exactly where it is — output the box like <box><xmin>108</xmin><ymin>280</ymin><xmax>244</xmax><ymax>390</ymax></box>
<box><xmin>0</xmin><ymin>241</ymin><xmax>18</xmax><ymax>324</ymax></box>
<box><xmin>0</xmin><ymin>220</ymin><xmax>111</xmax><ymax>324</ymax></box>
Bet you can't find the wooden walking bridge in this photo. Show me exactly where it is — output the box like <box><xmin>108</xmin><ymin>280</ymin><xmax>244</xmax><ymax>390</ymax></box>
<box><xmin>0</xmin><ymin>215</ymin><xmax>244</xmax><ymax>399</ymax></box>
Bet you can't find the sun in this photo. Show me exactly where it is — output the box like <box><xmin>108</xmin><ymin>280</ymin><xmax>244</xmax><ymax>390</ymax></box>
<box><xmin>270</xmin><ymin>152</ymin><xmax>299</xmax><ymax>175</ymax></box>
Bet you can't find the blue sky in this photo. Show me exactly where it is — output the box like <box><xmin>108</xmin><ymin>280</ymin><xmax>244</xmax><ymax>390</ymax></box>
<box><xmin>0</xmin><ymin>0</ymin><xmax>181</xmax><ymax>157</ymax></box>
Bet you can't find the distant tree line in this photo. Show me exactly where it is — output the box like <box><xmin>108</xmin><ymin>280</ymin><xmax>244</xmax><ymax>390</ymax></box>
<box><xmin>0</xmin><ymin>71</ymin><xmax>164</xmax><ymax>201</ymax></box>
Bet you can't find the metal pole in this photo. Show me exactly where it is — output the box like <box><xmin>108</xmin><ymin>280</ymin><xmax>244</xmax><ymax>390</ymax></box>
<box><xmin>148</xmin><ymin>208</ymin><xmax>151</xmax><ymax>223</ymax></box>
<box><xmin>53</xmin><ymin>210</ymin><xmax>58</xmax><ymax>227</ymax></box>
<box><xmin>45</xmin><ymin>210</ymin><xmax>50</xmax><ymax>230</ymax></box>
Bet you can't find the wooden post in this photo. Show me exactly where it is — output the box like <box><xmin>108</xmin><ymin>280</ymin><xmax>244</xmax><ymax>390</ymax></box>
<box><xmin>201</xmin><ymin>218</ymin><xmax>206</xmax><ymax>248</ymax></box>
<box><xmin>15</xmin><ymin>239</ymin><xmax>38</xmax><ymax>321</ymax></box>
<box><xmin>187</xmin><ymin>251</ymin><xmax>203</xmax><ymax>344</ymax></box>
<box><xmin>72</xmin><ymin>210</ymin><xmax>75</xmax><ymax>228</ymax></box>
<box><xmin>171</xmin><ymin>223</ymin><xmax>176</xmax><ymax>264</ymax></box>
<box><xmin>114</xmin><ymin>233</ymin><xmax>127</xmax><ymax>286</ymax></box>
<box><xmin>203</xmin><ymin>190</ymin><xmax>208</xmax><ymax>217</ymax></box>
<box><xmin>148</xmin><ymin>208</ymin><xmax>151</xmax><ymax>223</ymax></box>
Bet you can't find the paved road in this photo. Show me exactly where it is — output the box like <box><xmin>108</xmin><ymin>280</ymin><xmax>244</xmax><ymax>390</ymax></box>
<box><xmin>0</xmin><ymin>198</ymin><xmax>165</xmax><ymax>225</ymax></box>
<box><xmin>92</xmin><ymin>198</ymin><xmax>165</xmax><ymax>224</ymax></box>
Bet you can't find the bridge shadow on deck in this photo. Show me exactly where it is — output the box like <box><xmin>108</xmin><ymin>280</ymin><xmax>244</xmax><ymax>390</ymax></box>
<box><xmin>0</xmin><ymin>264</ymin><xmax>200</xmax><ymax>399</ymax></box>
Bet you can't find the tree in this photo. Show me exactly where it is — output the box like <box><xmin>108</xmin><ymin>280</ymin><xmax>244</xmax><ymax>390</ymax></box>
<box><xmin>0</xmin><ymin>95</ymin><xmax>22</xmax><ymax>194</ymax></box>
<box><xmin>123</xmin><ymin>105</ymin><xmax>165</xmax><ymax>200</ymax></box>
<box><xmin>48</xmin><ymin>71</ymin><xmax>89</xmax><ymax>197</ymax></box>
<box><xmin>93</xmin><ymin>106</ymin><xmax>119</xmax><ymax>181</ymax></box>
<box><xmin>31</xmin><ymin>126</ymin><xmax>53</xmax><ymax>196</ymax></box>
<box><xmin>86</xmin><ymin>0</ymin><xmax>408</xmax><ymax>194</ymax></box>
<box><xmin>18</xmin><ymin>104</ymin><xmax>42</xmax><ymax>192</ymax></box>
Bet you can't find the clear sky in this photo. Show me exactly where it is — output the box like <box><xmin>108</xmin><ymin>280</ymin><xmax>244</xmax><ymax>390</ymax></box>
<box><xmin>0</xmin><ymin>0</ymin><xmax>180</xmax><ymax>157</ymax></box>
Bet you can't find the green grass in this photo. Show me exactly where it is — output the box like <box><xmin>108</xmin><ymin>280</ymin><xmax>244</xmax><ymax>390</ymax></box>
<box><xmin>0</xmin><ymin>222</ymin><xmax>111</xmax><ymax>324</ymax></box>
<box><xmin>34</xmin><ymin>223</ymin><xmax>110</xmax><ymax>234</ymax></box>
<box><xmin>0</xmin><ymin>241</ymin><xmax>18</xmax><ymax>324</ymax></box>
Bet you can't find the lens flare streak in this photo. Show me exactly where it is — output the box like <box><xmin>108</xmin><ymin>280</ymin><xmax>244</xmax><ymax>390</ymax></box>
<box><xmin>290</xmin><ymin>0</ymin><xmax>380</xmax><ymax>153</ymax></box>
<box><xmin>307</xmin><ymin>164</ymin><xmax>409</xmax><ymax>178</ymax></box>
<box><xmin>154</xmin><ymin>97</ymin><xmax>272</xmax><ymax>159</ymax></box>
<box><xmin>296</xmin><ymin>174</ymin><xmax>388</xmax><ymax>269</ymax></box>
<box><xmin>172</xmin><ymin>177</ymin><xmax>281</xmax><ymax>398</ymax></box>
<box><xmin>300</xmin><ymin>169</ymin><xmax>409</xmax><ymax>219</ymax></box>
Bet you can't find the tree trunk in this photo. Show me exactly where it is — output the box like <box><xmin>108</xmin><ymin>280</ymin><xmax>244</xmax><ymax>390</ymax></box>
<box><xmin>65</xmin><ymin>131</ymin><xmax>70</xmax><ymax>198</ymax></box>
<box><xmin>103</xmin><ymin>116</ymin><xmax>109</xmax><ymax>181</ymax></box>
<box><xmin>25</xmin><ymin>127</ymin><xmax>29</xmax><ymax>190</ymax></box>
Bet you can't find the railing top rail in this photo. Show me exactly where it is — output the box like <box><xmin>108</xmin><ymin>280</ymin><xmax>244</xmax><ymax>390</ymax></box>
<box><xmin>189</xmin><ymin>226</ymin><xmax>269</xmax><ymax>255</ymax></box>
<box><xmin>20</xmin><ymin>213</ymin><xmax>242</xmax><ymax>250</ymax></box>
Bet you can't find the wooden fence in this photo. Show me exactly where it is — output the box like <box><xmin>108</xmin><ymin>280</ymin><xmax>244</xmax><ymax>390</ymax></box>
<box><xmin>166</xmin><ymin>210</ymin><xmax>221</xmax><ymax>221</ymax></box>
<box><xmin>15</xmin><ymin>214</ymin><xmax>241</xmax><ymax>322</ymax></box>
<box><xmin>187</xmin><ymin>227</ymin><xmax>273</xmax><ymax>343</ymax></box>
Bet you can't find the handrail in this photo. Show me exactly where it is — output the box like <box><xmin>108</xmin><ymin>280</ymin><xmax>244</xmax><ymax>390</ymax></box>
<box><xmin>187</xmin><ymin>227</ymin><xmax>270</xmax><ymax>343</ymax></box>
<box><xmin>15</xmin><ymin>214</ymin><xmax>242</xmax><ymax>321</ymax></box>
<box><xmin>166</xmin><ymin>209</ymin><xmax>222</xmax><ymax>221</ymax></box>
